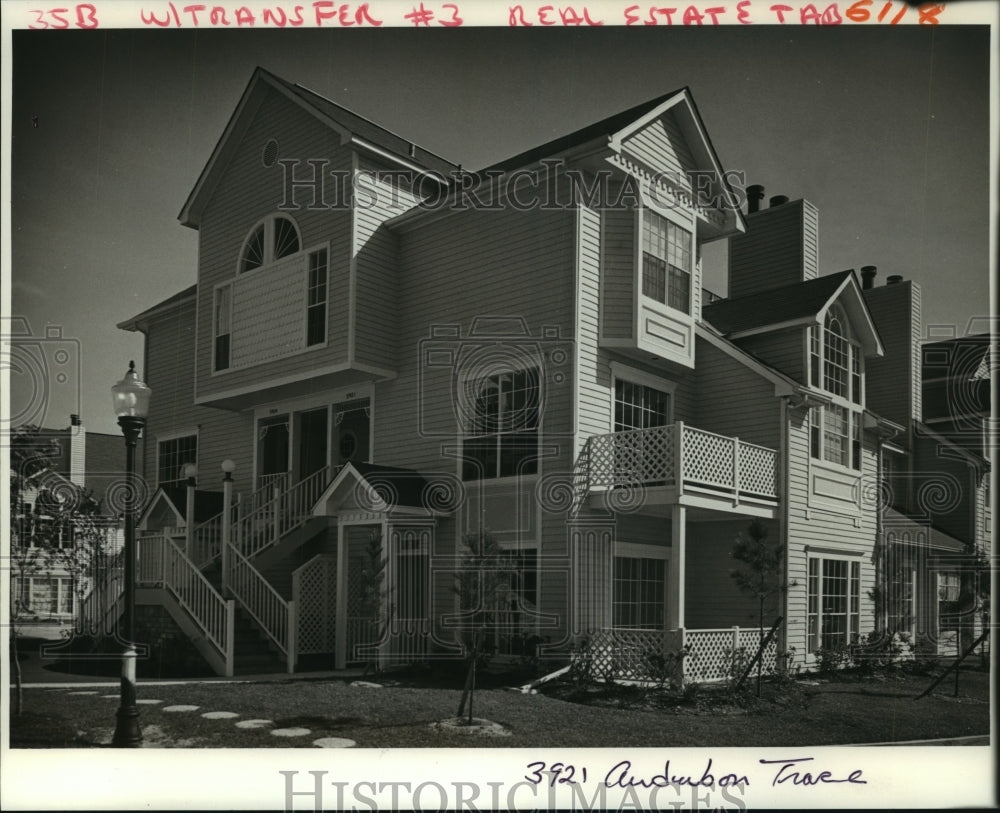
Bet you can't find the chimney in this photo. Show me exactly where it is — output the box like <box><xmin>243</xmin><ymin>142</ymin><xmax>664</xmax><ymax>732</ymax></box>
<box><xmin>728</xmin><ymin>195</ymin><xmax>819</xmax><ymax>299</ymax></box>
<box><xmin>861</xmin><ymin>265</ymin><xmax>877</xmax><ymax>290</ymax></box>
<box><xmin>863</xmin><ymin>279</ymin><xmax>922</xmax><ymax>428</ymax></box>
<box><xmin>886</xmin><ymin>274</ymin><xmax>904</xmax><ymax>285</ymax></box>
<box><xmin>746</xmin><ymin>184</ymin><xmax>765</xmax><ymax>214</ymax></box>
<box><xmin>68</xmin><ymin>415</ymin><xmax>86</xmax><ymax>488</ymax></box>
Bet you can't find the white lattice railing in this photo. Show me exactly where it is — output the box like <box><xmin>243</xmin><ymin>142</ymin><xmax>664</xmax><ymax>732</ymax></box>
<box><xmin>584</xmin><ymin>626</ymin><xmax>779</xmax><ymax>684</ymax></box>
<box><xmin>586</xmin><ymin>628</ymin><xmax>669</xmax><ymax>681</ymax></box>
<box><xmin>582</xmin><ymin>422</ymin><xmax>778</xmax><ymax>504</ymax></box>
<box><xmin>226</xmin><ymin>541</ymin><xmax>296</xmax><ymax>671</ymax></box>
<box><xmin>292</xmin><ymin>554</ymin><xmax>336</xmax><ymax>655</ymax></box>
<box><xmin>137</xmin><ymin>535</ymin><xmax>234</xmax><ymax>668</ymax></box>
<box><xmin>684</xmin><ymin>626</ymin><xmax>778</xmax><ymax>683</ymax></box>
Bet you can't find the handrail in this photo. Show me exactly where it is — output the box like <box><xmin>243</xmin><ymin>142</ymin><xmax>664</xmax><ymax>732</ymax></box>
<box><xmin>161</xmin><ymin>536</ymin><xmax>232</xmax><ymax>658</ymax></box>
<box><xmin>136</xmin><ymin>535</ymin><xmax>233</xmax><ymax>662</ymax></box>
<box><xmin>225</xmin><ymin>540</ymin><xmax>294</xmax><ymax>664</ymax></box>
<box><xmin>278</xmin><ymin>466</ymin><xmax>330</xmax><ymax>537</ymax></box>
<box><xmin>236</xmin><ymin>466</ymin><xmax>329</xmax><ymax>558</ymax></box>
<box><xmin>77</xmin><ymin>549</ymin><xmax>124</xmax><ymax>636</ymax></box>
<box><xmin>191</xmin><ymin>512</ymin><xmax>223</xmax><ymax>569</ymax></box>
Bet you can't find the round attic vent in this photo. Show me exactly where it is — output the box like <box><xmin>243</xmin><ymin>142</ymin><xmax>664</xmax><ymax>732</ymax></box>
<box><xmin>262</xmin><ymin>139</ymin><xmax>279</xmax><ymax>167</ymax></box>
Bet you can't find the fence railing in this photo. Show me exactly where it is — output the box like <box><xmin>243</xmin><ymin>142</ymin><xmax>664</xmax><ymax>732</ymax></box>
<box><xmin>225</xmin><ymin>541</ymin><xmax>296</xmax><ymax>672</ymax></box>
<box><xmin>190</xmin><ymin>512</ymin><xmax>224</xmax><ymax>569</ymax></box>
<box><xmin>234</xmin><ymin>467</ymin><xmax>329</xmax><ymax>559</ymax></box>
<box><xmin>582</xmin><ymin>422</ymin><xmax>778</xmax><ymax>504</ymax></box>
<box><xmin>684</xmin><ymin>626</ymin><xmax>778</xmax><ymax>683</ymax></box>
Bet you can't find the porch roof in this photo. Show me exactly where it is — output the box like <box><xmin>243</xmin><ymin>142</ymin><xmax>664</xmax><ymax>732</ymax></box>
<box><xmin>884</xmin><ymin>507</ymin><xmax>967</xmax><ymax>553</ymax></box>
<box><xmin>314</xmin><ymin>461</ymin><xmax>443</xmax><ymax>516</ymax></box>
<box><xmin>140</xmin><ymin>486</ymin><xmax>224</xmax><ymax>527</ymax></box>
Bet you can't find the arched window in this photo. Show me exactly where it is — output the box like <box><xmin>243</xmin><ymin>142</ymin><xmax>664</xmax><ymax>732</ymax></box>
<box><xmin>239</xmin><ymin>214</ymin><xmax>301</xmax><ymax>273</ymax></box>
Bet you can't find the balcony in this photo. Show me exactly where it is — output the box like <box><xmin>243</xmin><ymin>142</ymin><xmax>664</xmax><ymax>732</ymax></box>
<box><xmin>575</xmin><ymin>422</ymin><xmax>778</xmax><ymax>516</ymax></box>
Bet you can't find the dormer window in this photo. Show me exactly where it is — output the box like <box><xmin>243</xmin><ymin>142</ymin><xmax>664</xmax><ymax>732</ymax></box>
<box><xmin>240</xmin><ymin>214</ymin><xmax>301</xmax><ymax>273</ymax></box>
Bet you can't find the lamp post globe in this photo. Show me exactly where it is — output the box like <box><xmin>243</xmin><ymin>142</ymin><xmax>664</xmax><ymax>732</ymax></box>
<box><xmin>110</xmin><ymin>360</ymin><xmax>150</xmax><ymax>747</ymax></box>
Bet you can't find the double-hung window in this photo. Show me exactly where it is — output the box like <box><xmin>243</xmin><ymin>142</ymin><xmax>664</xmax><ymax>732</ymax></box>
<box><xmin>809</xmin><ymin>305</ymin><xmax>864</xmax><ymax>469</ymax></box>
<box><xmin>807</xmin><ymin>556</ymin><xmax>861</xmax><ymax>652</ymax></box>
<box><xmin>613</xmin><ymin>555</ymin><xmax>666</xmax><ymax>629</ymax></box>
<box><xmin>462</xmin><ymin>367</ymin><xmax>540</xmax><ymax>480</ymax></box>
<box><xmin>642</xmin><ymin>210</ymin><xmax>692</xmax><ymax>314</ymax></box>
<box><xmin>306</xmin><ymin>249</ymin><xmax>328</xmax><ymax>346</ymax></box>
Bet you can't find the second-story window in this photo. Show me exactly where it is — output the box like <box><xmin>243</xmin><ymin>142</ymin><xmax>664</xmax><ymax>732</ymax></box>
<box><xmin>214</xmin><ymin>286</ymin><xmax>232</xmax><ymax>371</ymax></box>
<box><xmin>462</xmin><ymin>368</ymin><xmax>539</xmax><ymax>480</ymax></box>
<box><xmin>642</xmin><ymin>210</ymin><xmax>692</xmax><ymax>315</ymax></box>
<box><xmin>239</xmin><ymin>214</ymin><xmax>301</xmax><ymax>273</ymax></box>
<box><xmin>614</xmin><ymin>378</ymin><xmax>670</xmax><ymax>431</ymax></box>
<box><xmin>810</xmin><ymin>304</ymin><xmax>864</xmax><ymax>470</ymax></box>
<box><xmin>307</xmin><ymin>249</ymin><xmax>328</xmax><ymax>346</ymax></box>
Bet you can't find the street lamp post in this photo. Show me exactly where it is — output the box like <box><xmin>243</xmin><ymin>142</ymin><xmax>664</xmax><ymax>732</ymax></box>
<box><xmin>111</xmin><ymin>360</ymin><xmax>151</xmax><ymax>747</ymax></box>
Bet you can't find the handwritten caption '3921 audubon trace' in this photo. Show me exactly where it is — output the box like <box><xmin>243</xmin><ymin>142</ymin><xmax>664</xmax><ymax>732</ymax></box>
<box><xmin>25</xmin><ymin>1</ymin><xmax>946</xmax><ymax>29</ymax></box>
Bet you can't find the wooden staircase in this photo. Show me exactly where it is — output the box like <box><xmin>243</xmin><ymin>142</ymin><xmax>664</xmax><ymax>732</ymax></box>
<box><xmin>82</xmin><ymin>469</ymin><xmax>334</xmax><ymax>677</ymax></box>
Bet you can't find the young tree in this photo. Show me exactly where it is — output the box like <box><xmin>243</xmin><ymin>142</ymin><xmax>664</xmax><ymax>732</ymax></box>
<box><xmin>730</xmin><ymin>520</ymin><xmax>789</xmax><ymax>695</ymax></box>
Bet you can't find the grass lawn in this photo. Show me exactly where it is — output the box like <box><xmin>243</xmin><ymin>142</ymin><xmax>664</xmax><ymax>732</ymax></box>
<box><xmin>8</xmin><ymin>665</ymin><xmax>990</xmax><ymax>748</ymax></box>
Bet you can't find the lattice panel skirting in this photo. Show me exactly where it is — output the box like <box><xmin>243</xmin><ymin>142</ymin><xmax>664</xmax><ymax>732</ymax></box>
<box><xmin>684</xmin><ymin>627</ymin><xmax>778</xmax><ymax>683</ymax></box>
<box><xmin>293</xmin><ymin>555</ymin><xmax>336</xmax><ymax>655</ymax></box>
<box><xmin>580</xmin><ymin>627</ymin><xmax>779</xmax><ymax>685</ymax></box>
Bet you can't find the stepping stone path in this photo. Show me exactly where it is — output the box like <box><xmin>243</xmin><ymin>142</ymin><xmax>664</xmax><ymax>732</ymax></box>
<box><xmin>68</xmin><ymin>691</ymin><xmax>99</xmax><ymax>695</ymax></box>
<box><xmin>236</xmin><ymin>719</ymin><xmax>274</xmax><ymax>730</ymax></box>
<box><xmin>202</xmin><ymin>711</ymin><xmax>239</xmax><ymax>720</ymax></box>
<box><xmin>137</xmin><ymin>699</ymin><xmax>164</xmax><ymax>705</ymax></box>
<box><xmin>313</xmin><ymin>737</ymin><xmax>357</xmax><ymax>748</ymax></box>
<box><xmin>271</xmin><ymin>727</ymin><xmax>311</xmax><ymax>738</ymax></box>
<box><xmin>162</xmin><ymin>704</ymin><xmax>200</xmax><ymax>713</ymax></box>
<box><xmin>350</xmin><ymin>681</ymin><xmax>383</xmax><ymax>689</ymax></box>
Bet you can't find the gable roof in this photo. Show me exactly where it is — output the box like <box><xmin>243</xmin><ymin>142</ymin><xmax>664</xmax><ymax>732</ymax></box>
<box><xmin>178</xmin><ymin>67</ymin><xmax>457</xmax><ymax>228</ymax></box>
<box><xmin>313</xmin><ymin>461</ymin><xmax>456</xmax><ymax>516</ymax></box>
<box><xmin>118</xmin><ymin>284</ymin><xmax>196</xmax><ymax>332</ymax></box>
<box><xmin>702</xmin><ymin>270</ymin><xmax>883</xmax><ymax>356</ymax></box>
<box><xmin>479</xmin><ymin>89</ymin><xmax>685</xmax><ymax>176</ymax></box>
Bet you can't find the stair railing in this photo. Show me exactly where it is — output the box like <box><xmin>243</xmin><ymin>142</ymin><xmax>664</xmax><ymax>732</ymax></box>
<box><xmin>190</xmin><ymin>512</ymin><xmax>223</xmax><ymax>569</ymax></box>
<box><xmin>225</xmin><ymin>540</ymin><xmax>297</xmax><ymax>673</ymax></box>
<box><xmin>278</xmin><ymin>466</ymin><xmax>330</xmax><ymax>538</ymax></box>
<box><xmin>77</xmin><ymin>548</ymin><xmax>124</xmax><ymax>636</ymax></box>
<box><xmin>138</xmin><ymin>535</ymin><xmax>235</xmax><ymax>673</ymax></box>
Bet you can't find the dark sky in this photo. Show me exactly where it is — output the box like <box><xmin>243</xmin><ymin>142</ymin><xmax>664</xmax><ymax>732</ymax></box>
<box><xmin>6</xmin><ymin>23</ymin><xmax>992</xmax><ymax>433</ymax></box>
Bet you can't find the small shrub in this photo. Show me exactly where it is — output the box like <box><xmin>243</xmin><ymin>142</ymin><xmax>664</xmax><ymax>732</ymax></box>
<box><xmin>815</xmin><ymin>646</ymin><xmax>853</xmax><ymax>674</ymax></box>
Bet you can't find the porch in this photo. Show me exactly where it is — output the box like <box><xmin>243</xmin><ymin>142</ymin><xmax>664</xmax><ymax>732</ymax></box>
<box><xmin>575</xmin><ymin>421</ymin><xmax>779</xmax><ymax>516</ymax></box>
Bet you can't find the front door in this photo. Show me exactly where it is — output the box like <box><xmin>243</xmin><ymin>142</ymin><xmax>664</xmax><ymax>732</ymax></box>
<box><xmin>258</xmin><ymin>416</ymin><xmax>290</xmax><ymax>486</ymax></box>
<box><xmin>295</xmin><ymin>407</ymin><xmax>329</xmax><ymax>482</ymax></box>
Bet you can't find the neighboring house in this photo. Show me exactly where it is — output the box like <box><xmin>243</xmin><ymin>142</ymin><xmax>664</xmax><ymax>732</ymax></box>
<box><xmin>11</xmin><ymin>416</ymin><xmax>127</xmax><ymax>639</ymax></box>
<box><xmin>104</xmin><ymin>66</ymin><xmax>989</xmax><ymax>677</ymax></box>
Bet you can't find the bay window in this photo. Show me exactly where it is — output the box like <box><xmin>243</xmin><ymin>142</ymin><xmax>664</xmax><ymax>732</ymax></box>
<box><xmin>642</xmin><ymin>210</ymin><xmax>692</xmax><ymax>314</ymax></box>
